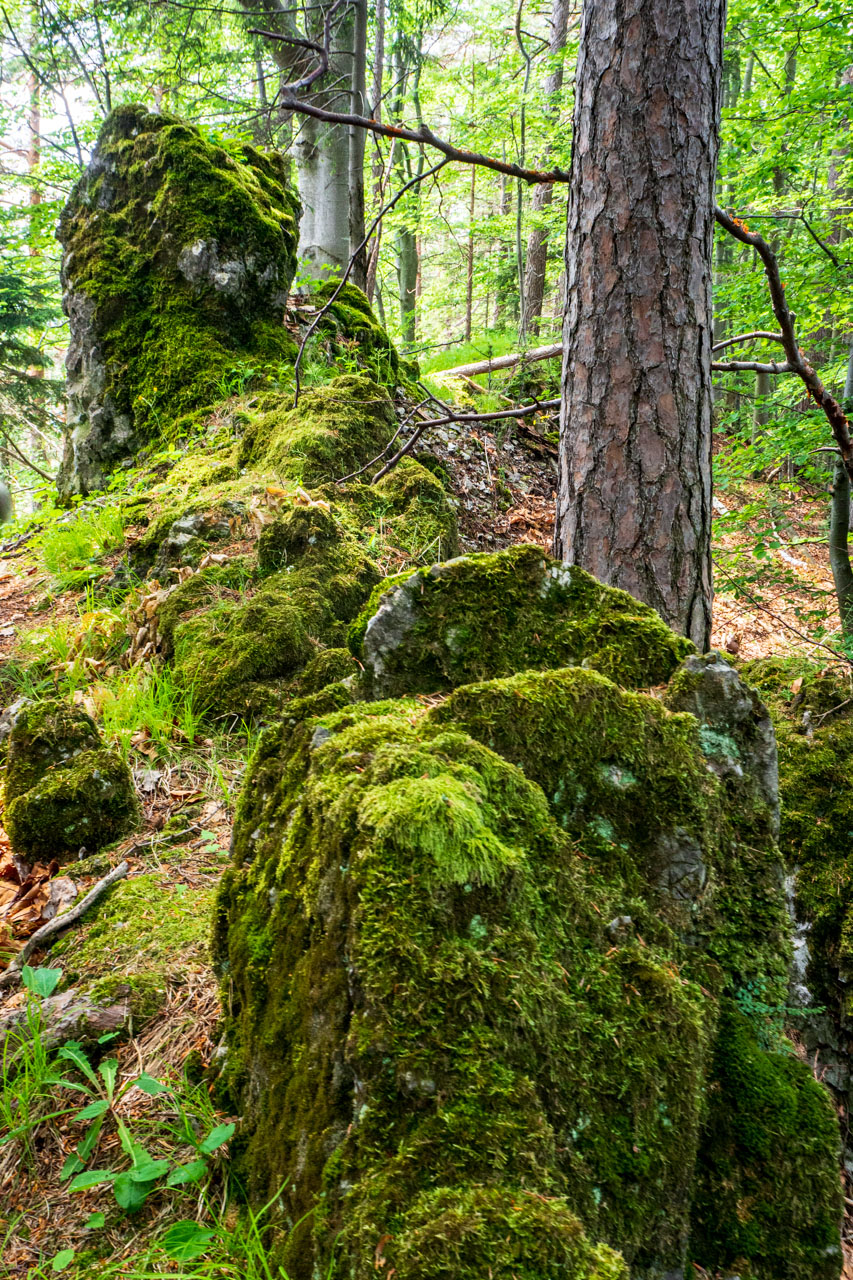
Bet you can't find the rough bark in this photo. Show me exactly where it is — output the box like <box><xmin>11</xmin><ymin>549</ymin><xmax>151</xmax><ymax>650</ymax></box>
<box><xmin>555</xmin><ymin>0</ymin><xmax>725</xmax><ymax>650</ymax></box>
<box><xmin>520</xmin><ymin>0</ymin><xmax>572</xmax><ymax>339</ymax></box>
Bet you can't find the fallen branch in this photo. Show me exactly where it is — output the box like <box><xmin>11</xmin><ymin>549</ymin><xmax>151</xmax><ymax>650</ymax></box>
<box><xmin>0</xmin><ymin>860</ymin><xmax>129</xmax><ymax>992</ymax></box>
<box><xmin>370</xmin><ymin>399</ymin><xmax>560</xmax><ymax>484</ymax></box>
<box><xmin>438</xmin><ymin>343</ymin><xmax>561</xmax><ymax>379</ymax></box>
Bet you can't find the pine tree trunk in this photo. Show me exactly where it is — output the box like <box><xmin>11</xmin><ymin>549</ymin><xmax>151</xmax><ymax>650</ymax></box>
<box><xmin>555</xmin><ymin>0</ymin><xmax>725</xmax><ymax>650</ymax></box>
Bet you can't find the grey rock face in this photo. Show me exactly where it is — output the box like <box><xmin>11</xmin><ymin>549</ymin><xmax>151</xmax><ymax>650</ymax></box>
<box><xmin>665</xmin><ymin>651</ymin><xmax>780</xmax><ymax>836</ymax></box>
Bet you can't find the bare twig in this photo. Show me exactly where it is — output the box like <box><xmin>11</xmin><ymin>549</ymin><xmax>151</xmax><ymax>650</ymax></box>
<box><xmin>0</xmin><ymin>861</ymin><xmax>130</xmax><ymax>993</ymax></box>
<box><xmin>370</xmin><ymin>399</ymin><xmax>560</xmax><ymax>483</ymax></box>
<box><xmin>335</xmin><ymin>397</ymin><xmax>431</xmax><ymax>483</ymax></box>
<box><xmin>711</xmin><ymin>359</ymin><xmax>794</xmax><ymax>374</ymax></box>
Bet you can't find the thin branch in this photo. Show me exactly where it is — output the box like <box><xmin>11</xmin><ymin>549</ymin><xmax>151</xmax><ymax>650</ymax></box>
<box><xmin>292</xmin><ymin>156</ymin><xmax>449</xmax><ymax>402</ymax></box>
<box><xmin>370</xmin><ymin>399</ymin><xmax>560</xmax><ymax>483</ymax></box>
<box><xmin>279</xmin><ymin>94</ymin><xmax>571</xmax><ymax>184</ymax></box>
<box><xmin>711</xmin><ymin>330</ymin><xmax>785</xmax><ymax>353</ymax></box>
<box><xmin>0</xmin><ymin>425</ymin><xmax>56</xmax><ymax>481</ymax></box>
<box><xmin>714</xmin><ymin>204</ymin><xmax>853</xmax><ymax>484</ymax></box>
<box><xmin>798</xmin><ymin>211</ymin><xmax>843</xmax><ymax>269</ymax></box>
<box><xmin>335</xmin><ymin>397</ymin><xmax>431</xmax><ymax>483</ymax></box>
<box><xmin>712</xmin><ymin>359</ymin><xmax>794</xmax><ymax>374</ymax></box>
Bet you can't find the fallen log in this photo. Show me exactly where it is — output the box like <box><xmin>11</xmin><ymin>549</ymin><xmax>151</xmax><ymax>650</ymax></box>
<box><xmin>438</xmin><ymin>342</ymin><xmax>561</xmax><ymax>380</ymax></box>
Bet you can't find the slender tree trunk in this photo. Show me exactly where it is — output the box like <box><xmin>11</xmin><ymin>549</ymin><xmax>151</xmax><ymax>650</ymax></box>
<box><xmin>348</xmin><ymin>0</ymin><xmax>368</xmax><ymax>288</ymax></box>
<box><xmin>365</xmin><ymin>0</ymin><xmax>386</xmax><ymax>303</ymax></box>
<box><xmin>830</xmin><ymin>345</ymin><xmax>853</xmax><ymax>636</ymax></box>
<box><xmin>555</xmin><ymin>0</ymin><xmax>726</xmax><ymax>650</ymax></box>
<box><xmin>465</xmin><ymin>165</ymin><xmax>475</xmax><ymax>342</ymax></box>
<box><xmin>521</xmin><ymin>0</ymin><xmax>572</xmax><ymax>339</ymax></box>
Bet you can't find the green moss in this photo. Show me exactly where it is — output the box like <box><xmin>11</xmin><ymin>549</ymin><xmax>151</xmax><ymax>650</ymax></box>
<box><xmin>5</xmin><ymin>746</ymin><xmax>138</xmax><ymax>860</ymax></box>
<box><xmin>311</xmin><ymin>281</ymin><xmax>400</xmax><ymax>383</ymax></box>
<box><xmin>690</xmin><ymin>1003</ymin><xmax>842</xmax><ymax>1280</ymax></box>
<box><xmin>237</xmin><ymin>375</ymin><xmax>396</xmax><ymax>485</ymax></box>
<box><xmin>168</xmin><ymin>504</ymin><xmax>380</xmax><ymax>715</ymax></box>
<box><xmin>54</xmin><ymin>872</ymin><xmax>213</xmax><ymax>993</ymax></box>
<box><xmin>214</xmin><ymin>691</ymin><xmax>723</xmax><ymax>1278</ymax></box>
<box><xmin>342</xmin><ymin>457</ymin><xmax>459</xmax><ymax>563</ymax></box>
<box><xmin>59</xmin><ymin>104</ymin><xmax>299</xmax><ymax>494</ymax></box>
<box><xmin>4</xmin><ymin>698</ymin><xmax>101</xmax><ymax>802</ymax></box>
<box><xmin>348</xmin><ymin>544</ymin><xmax>694</xmax><ymax>698</ymax></box>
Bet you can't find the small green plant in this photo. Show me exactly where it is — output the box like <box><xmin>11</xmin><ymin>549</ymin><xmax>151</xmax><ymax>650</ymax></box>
<box><xmin>0</xmin><ymin>965</ymin><xmax>64</xmax><ymax>1163</ymax></box>
<box><xmin>59</xmin><ymin>1052</ymin><xmax>234</xmax><ymax>1213</ymax></box>
<box><xmin>38</xmin><ymin>505</ymin><xmax>126</xmax><ymax>591</ymax></box>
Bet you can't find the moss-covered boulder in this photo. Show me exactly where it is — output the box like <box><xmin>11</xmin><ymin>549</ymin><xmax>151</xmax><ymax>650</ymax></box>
<box><xmin>312</xmin><ymin>281</ymin><xmax>400</xmax><ymax>383</ymax></box>
<box><xmin>165</xmin><ymin>503</ymin><xmax>381</xmax><ymax>717</ymax></box>
<box><xmin>3</xmin><ymin>699</ymin><xmax>138</xmax><ymax>859</ymax></box>
<box><xmin>58</xmin><ymin>103</ymin><xmax>300</xmax><ymax>496</ymax></box>
<box><xmin>348</xmin><ymin>543</ymin><xmax>694</xmax><ymax>698</ymax></box>
<box><xmin>215</xmin><ymin>557</ymin><xmax>841</xmax><ymax>1280</ymax></box>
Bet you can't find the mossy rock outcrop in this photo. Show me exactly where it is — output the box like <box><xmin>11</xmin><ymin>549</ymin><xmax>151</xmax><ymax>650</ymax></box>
<box><xmin>58</xmin><ymin>103</ymin><xmax>300</xmax><ymax>496</ymax></box>
<box><xmin>215</xmin><ymin>559</ymin><xmax>842</xmax><ymax>1280</ymax></box>
<box><xmin>3</xmin><ymin>699</ymin><xmax>138</xmax><ymax>859</ymax></box>
<box><xmin>348</xmin><ymin>544</ymin><xmax>694</xmax><ymax>698</ymax></box>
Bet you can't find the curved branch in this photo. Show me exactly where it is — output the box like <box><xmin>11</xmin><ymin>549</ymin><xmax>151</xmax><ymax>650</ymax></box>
<box><xmin>714</xmin><ymin>204</ymin><xmax>853</xmax><ymax>482</ymax></box>
<box><xmin>279</xmin><ymin>94</ymin><xmax>571</xmax><ymax>184</ymax></box>
<box><xmin>711</xmin><ymin>330</ymin><xmax>785</xmax><ymax>353</ymax></box>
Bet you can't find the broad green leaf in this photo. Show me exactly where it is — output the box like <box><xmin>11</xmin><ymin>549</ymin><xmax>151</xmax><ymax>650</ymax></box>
<box><xmin>134</xmin><ymin>1072</ymin><xmax>170</xmax><ymax>1096</ymax></box>
<box><xmin>69</xmin><ymin>1169</ymin><xmax>117</xmax><ymax>1192</ymax></box>
<box><xmin>77</xmin><ymin>1098</ymin><xmax>109</xmax><ymax>1121</ymax></box>
<box><xmin>50</xmin><ymin>1248</ymin><xmax>75</xmax><ymax>1273</ymax></box>
<box><xmin>85</xmin><ymin>1212</ymin><xmax>106</xmax><ymax>1230</ymax></box>
<box><xmin>166</xmin><ymin>1159</ymin><xmax>208</xmax><ymax>1187</ymax></box>
<box><xmin>128</xmin><ymin>1158</ymin><xmax>170</xmax><ymax>1183</ymax></box>
<box><xmin>161</xmin><ymin>1220</ymin><xmax>216</xmax><ymax>1262</ymax></box>
<box><xmin>198</xmin><ymin>1123</ymin><xmax>235</xmax><ymax>1155</ymax></box>
<box><xmin>113</xmin><ymin>1170</ymin><xmax>155</xmax><ymax>1213</ymax></box>
<box><xmin>22</xmin><ymin>966</ymin><xmax>62</xmax><ymax>998</ymax></box>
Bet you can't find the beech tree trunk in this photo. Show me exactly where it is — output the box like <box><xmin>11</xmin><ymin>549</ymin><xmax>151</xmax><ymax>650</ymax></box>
<box><xmin>520</xmin><ymin>0</ymin><xmax>572</xmax><ymax>339</ymax></box>
<box><xmin>555</xmin><ymin>0</ymin><xmax>725</xmax><ymax>650</ymax></box>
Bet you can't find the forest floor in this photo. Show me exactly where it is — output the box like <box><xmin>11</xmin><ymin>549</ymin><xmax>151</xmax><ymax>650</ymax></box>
<box><xmin>0</xmin><ymin>409</ymin><xmax>849</xmax><ymax>1275</ymax></box>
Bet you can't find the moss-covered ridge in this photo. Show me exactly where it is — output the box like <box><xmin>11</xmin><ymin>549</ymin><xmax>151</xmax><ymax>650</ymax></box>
<box><xmin>58</xmin><ymin>103</ymin><xmax>300</xmax><ymax>495</ymax></box>
<box><xmin>216</xmin><ymin>585</ymin><xmax>842</xmax><ymax>1280</ymax></box>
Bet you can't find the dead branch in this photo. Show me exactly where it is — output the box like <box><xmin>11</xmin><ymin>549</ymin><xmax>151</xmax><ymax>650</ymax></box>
<box><xmin>370</xmin><ymin>399</ymin><xmax>560</xmax><ymax>484</ymax></box>
<box><xmin>714</xmin><ymin>205</ymin><xmax>853</xmax><ymax>483</ymax></box>
<box><xmin>279</xmin><ymin>95</ymin><xmax>571</xmax><ymax>186</ymax></box>
<box><xmin>0</xmin><ymin>860</ymin><xmax>130</xmax><ymax>993</ymax></box>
